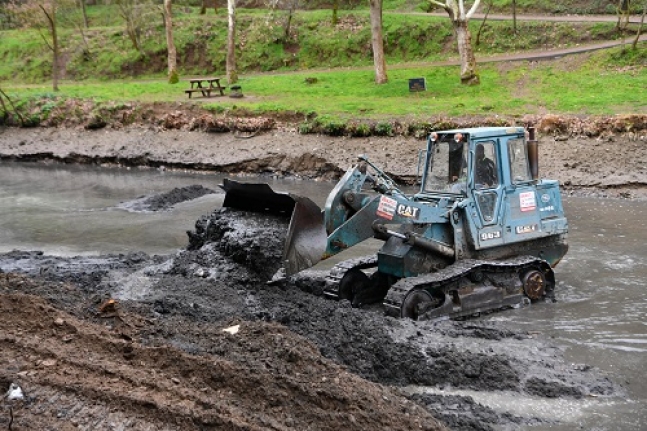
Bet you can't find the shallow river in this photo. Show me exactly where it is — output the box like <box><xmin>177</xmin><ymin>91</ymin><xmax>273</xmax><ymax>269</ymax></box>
<box><xmin>1</xmin><ymin>162</ymin><xmax>646</xmax><ymax>430</ymax></box>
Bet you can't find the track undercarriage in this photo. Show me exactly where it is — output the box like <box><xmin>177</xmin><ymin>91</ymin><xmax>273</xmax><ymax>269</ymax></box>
<box><xmin>323</xmin><ymin>255</ymin><xmax>555</xmax><ymax>320</ymax></box>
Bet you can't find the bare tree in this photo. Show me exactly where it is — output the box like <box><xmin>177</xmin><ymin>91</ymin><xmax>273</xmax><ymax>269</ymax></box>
<box><xmin>0</xmin><ymin>87</ymin><xmax>26</xmax><ymax>126</ymax></box>
<box><xmin>332</xmin><ymin>0</ymin><xmax>339</xmax><ymax>25</ymax></box>
<box><xmin>163</xmin><ymin>0</ymin><xmax>178</xmax><ymax>83</ymax></box>
<box><xmin>632</xmin><ymin>1</ymin><xmax>646</xmax><ymax>50</ymax></box>
<box><xmin>78</xmin><ymin>0</ymin><xmax>88</xmax><ymax>28</ymax></box>
<box><xmin>283</xmin><ymin>0</ymin><xmax>298</xmax><ymax>42</ymax></box>
<box><xmin>115</xmin><ymin>0</ymin><xmax>154</xmax><ymax>54</ymax></box>
<box><xmin>618</xmin><ymin>0</ymin><xmax>632</xmax><ymax>30</ymax></box>
<box><xmin>200</xmin><ymin>0</ymin><xmax>217</xmax><ymax>15</ymax></box>
<box><xmin>369</xmin><ymin>0</ymin><xmax>387</xmax><ymax>84</ymax></box>
<box><xmin>511</xmin><ymin>0</ymin><xmax>516</xmax><ymax>33</ymax></box>
<box><xmin>475</xmin><ymin>0</ymin><xmax>492</xmax><ymax>46</ymax></box>
<box><xmin>428</xmin><ymin>0</ymin><xmax>481</xmax><ymax>85</ymax></box>
<box><xmin>6</xmin><ymin>0</ymin><xmax>76</xmax><ymax>91</ymax></box>
<box><xmin>227</xmin><ymin>0</ymin><xmax>237</xmax><ymax>84</ymax></box>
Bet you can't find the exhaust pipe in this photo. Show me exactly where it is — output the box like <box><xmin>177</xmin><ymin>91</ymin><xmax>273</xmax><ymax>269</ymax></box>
<box><xmin>527</xmin><ymin>126</ymin><xmax>539</xmax><ymax>181</ymax></box>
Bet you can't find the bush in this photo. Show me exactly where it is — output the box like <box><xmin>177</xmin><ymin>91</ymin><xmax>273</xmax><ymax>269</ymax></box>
<box><xmin>347</xmin><ymin>122</ymin><xmax>372</xmax><ymax>137</ymax></box>
<box><xmin>374</xmin><ymin>122</ymin><xmax>393</xmax><ymax>136</ymax></box>
<box><xmin>169</xmin><ymin>70</ymin><xmax>180</xmax><ymax>84</ymax></box>
<box><xmin>322</xmin><ymin>118</ymin><xmax>347</xmax><ymax>136</ymax></box>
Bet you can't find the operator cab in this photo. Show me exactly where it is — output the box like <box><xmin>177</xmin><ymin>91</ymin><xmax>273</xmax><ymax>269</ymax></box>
<box><xmin>415</xmin><ymin>127</ymin><xmax>535</xmax><ymax>201</ymax></box>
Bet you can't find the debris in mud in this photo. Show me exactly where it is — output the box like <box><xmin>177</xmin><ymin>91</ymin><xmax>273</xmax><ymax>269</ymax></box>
<box><xmin>119</xmin><ymin>184</ymin><xmax>217</xmax><ymax>212</ymax></box>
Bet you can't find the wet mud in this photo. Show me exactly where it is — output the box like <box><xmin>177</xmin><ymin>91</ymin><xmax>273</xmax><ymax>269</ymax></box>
<box><xmin>0</xmin><ymin>123</ymin><xmax>636</xmax><ymax>429</ymax></box>
<box><xmin>0</xmin><ymin>206</ymin><xmax>618</xmax><ymax>431</ymax></box>
<box><xmin>118</xmin><ymin>184</ymin><xmax>218</xmax><ymax>212</ymax></box>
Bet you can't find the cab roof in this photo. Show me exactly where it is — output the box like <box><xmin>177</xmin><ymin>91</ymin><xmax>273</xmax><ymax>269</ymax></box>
<box><xmin>433</xmin><ymin>126</ymin><xmax>525</xmax><ymax>140</ymax></box>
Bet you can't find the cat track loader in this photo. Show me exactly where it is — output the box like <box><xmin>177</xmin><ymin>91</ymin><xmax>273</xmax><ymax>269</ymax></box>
<box><xmin>221</xmin><ymin>126</ymin><xmax>568</xmax><ymax>320</ymax></box>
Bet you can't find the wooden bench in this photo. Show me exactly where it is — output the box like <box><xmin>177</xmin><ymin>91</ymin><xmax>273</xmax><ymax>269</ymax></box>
<box><xmin>185</xmin><ymin>77</ymin><xmax>225</xmax><ymax>98</ymax></box>
<box><xmin>185</xmin><ymin>88</ymin><xmax>212</xmax><ymax>98</ymax></box>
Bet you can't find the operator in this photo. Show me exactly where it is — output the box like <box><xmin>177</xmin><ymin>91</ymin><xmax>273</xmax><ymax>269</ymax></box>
<box><xmin>475</xmin><ymin>143</ymin><xmax>497</xmax><ymax>187</ymax></box>
<box><xmin>449</xmin><ymin>133</ymin><xmax>466</xmax><ymax>182</ymax></box>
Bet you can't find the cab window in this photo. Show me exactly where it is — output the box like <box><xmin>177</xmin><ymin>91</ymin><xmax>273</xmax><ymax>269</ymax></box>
<box><xmin>473</xmin><ymin>141</ymin><xmax>498</xmax><ymax>189</ymax></box>
<box><xmin>508</xmin><ymin>138</ymin><xmax>532</xmax><ymax>184</ymax></box>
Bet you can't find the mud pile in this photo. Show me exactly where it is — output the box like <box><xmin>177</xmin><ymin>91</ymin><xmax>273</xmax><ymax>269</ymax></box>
<box><xmin>0</xmin><ymin>208</ymin><xmax>619</xmax><ymax>431</ymax></box>
<box><xmin>119</xmin><ymin>184</ymin><xmax>218</xmax><ymax>212</ymax></box>
<box><xmin>0</xmin><ymin>286</ymin><xmax>446</xmax><ymax>431</ymax></box>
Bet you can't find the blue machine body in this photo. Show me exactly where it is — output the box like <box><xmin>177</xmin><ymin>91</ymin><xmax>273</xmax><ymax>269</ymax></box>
<box><xmin>321</xmin><ymin>127</ymin><xmax>568</xmax><ymax>280</ymax></box>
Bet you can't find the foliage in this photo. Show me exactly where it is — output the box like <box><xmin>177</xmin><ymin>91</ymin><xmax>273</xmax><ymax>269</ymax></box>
<box><xmin>7</xmin><ymin>45</ymin><xmax>642</xmax><ymax>119</ymax></box>
<box><xmin>169</xmin><ymin>69</ymin><xmax>180</xmax><ymax>84</ymax></box>
<box><xmin>0</xmin><ymin>6</ymin><xmax>626</xmax><ymax>84</ymax></box>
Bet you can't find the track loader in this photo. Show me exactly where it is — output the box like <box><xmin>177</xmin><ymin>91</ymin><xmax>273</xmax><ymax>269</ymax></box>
<box><xmin>221</xmin><ymin>126</ymin><xmax>568</xmax><ymax>320</ymax></box>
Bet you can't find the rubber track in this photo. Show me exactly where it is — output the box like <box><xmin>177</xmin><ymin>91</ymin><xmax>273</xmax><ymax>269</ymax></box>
<box><xmin>323</xmin><ymin>255</ymin><xmax>378</xmax><ymax>299</ymax></box>
<box><xmin>383</xmin><ymin>255</ymin><xmax>546</xmax><ymax>317</ymax></box>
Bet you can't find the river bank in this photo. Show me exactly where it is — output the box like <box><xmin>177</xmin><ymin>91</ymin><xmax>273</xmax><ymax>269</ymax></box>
<box><xmin>0</xmin><ymin>121</ymin><xmax>641</xmax><ymax>430</ymax></box>
<box><xmin>1</xmin><ymin>119</ymin><xmax>646</xmax><ymax>199</ymax></box>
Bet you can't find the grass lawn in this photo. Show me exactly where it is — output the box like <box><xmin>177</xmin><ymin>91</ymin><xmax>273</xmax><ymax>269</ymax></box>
<box><xmin>4</xmin><ymin>45</ymin><xmax>645</xmax><ymax>120</ymax></box>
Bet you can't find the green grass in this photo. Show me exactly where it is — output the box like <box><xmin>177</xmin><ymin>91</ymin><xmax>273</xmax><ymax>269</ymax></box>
<box><xmin>4</xmin><ymin>46</ymin><xmax>645</xmax><ymax>119</ymax></box>
<box><xmin>0</xmin><ymin>6</ymin><xmax>626</xmax><ymax>84</ymax></box>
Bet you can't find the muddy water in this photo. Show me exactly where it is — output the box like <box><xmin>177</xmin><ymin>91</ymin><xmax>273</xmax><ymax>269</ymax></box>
<box><xmin>481</xmin><ymin>198</ymin><xmax>647</xmax><ymax>431</ymax></box>
<box><xmin>1</xmin><ymin>162</ymin><xmax>646</xmax><ymax>430</ymax></box>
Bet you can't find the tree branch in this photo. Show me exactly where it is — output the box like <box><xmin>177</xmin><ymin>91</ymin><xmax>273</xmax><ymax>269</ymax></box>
<box><xmin>428</xmin><ymin>0</ymin><xmax>446</xmax><ymax>9</ymax></box>
<box><xmin>466</xmin><ymin>0</ymin><xmax>481</xmax><ymax>19</ymax></box>
<box><xmin>37</xmin><ymin>27</ymin><xmax>54</xmax><ymax>52</ymax></box>
<box><xmin>37</xmin><ymin>4</ymin><xmax>55</xmax><ymax>51</ymax></box>
<box><xmin>0</xmin><ymin>87</ymin><xmax>26</xmax><ymax>126</ymax></box>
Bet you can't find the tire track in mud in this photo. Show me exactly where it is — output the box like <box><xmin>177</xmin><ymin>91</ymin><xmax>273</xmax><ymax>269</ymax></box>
<box><xmin>0</xmin><ymin>290</ymin><xmax>447</xmax><ymax>431</ymax></box>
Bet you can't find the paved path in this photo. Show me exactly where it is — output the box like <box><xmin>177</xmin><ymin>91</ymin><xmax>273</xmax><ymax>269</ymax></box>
<box><xmin>412</xmin><ymin>12</ymin><xmax>644</xmax><ymax>24</ymax></box>
<box><xmin>386</xmin><ymin>12</ymin><xmax>646</xmax><ymax>67</ymax></box>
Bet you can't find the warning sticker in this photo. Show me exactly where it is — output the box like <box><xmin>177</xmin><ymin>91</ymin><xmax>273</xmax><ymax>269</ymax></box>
<box><xmin>377</xmin><ymin>196</ymin><xmax>397</xmax><ymax>220</ymax></box>
<box><xmin>519</xmin><ymin>191</ymin><xmax>537</xmax><ymax>212</ymax></box>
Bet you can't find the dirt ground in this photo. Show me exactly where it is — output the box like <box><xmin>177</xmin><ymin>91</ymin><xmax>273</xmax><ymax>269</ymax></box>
<box><xmin>0</xmin><ymin>121</ymin><xmax>640</xmax><ymax>430</ymax></box>
<box><xmin>1</xmin><ymin>120</ymin><xmax>646</xmax><ymax>199</ymax></box>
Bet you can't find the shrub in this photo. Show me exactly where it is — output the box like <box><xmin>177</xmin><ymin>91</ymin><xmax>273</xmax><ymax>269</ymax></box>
<box><xmin>374</xmin><ymin>122</ymin><xmax>393</xmax><ymax>136</ymax></box>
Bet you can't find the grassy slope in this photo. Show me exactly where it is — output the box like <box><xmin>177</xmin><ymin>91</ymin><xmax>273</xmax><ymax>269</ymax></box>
<box><xmin>0</xmin><ymin>7</ymin><xmax>629</xmax><ymax>81</ymax></box>
<box><xmin>0</xmin><ymin>4</ymin><xmax>645</xmax><ymax>120</ymax></box>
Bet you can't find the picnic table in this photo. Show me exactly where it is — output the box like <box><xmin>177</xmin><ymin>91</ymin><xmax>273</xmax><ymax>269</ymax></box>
<box><xmin>185</xmin><ymin>77</ymin><xmax>225</xmax><ymax>98</ymax></box>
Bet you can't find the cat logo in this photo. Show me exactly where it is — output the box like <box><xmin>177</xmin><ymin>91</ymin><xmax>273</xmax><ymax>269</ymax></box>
<box><xmin>396</xmin><ymin>204</ymin><xmax>420</xmax><ymax>219</ymax></box>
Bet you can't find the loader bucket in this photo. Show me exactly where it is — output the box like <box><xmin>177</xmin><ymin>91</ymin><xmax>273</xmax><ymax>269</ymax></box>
<box><xmin>221</xmin><ymin>179</ymin><xmax>328</xmax><ymax>276</ymax></box>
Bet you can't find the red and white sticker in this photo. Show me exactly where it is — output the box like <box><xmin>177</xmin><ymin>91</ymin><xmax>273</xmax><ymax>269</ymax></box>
<box><xmin>377</xmin><ymin>196</ymin><xmax>397</xmax><ymax>220</ymax></box>
<box><xmin>519</xmin><ymin>191</ymin><xmax>536</xmax><ymax>212</ymax></box>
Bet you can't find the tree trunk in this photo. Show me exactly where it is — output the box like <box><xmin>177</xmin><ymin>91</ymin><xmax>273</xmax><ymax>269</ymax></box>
<box><xmin>454</xmin><ymin>19</ymin><xmax>479</xmax><ymax>85</ymax></box>
<box><xmin>53</xmin><ymin>17</ymin><xmax>59</xmax><ymax>91</ymax></box>
<box><xmin>618</xmin><ymin>0</ymin><xmax>631</xmax><ymax>30</ymax></box>
<box><xmin>79</xmin><ymin>0</ymin><xmax>89</xmax><ymax>28</ymax></box>
<box><xmin>226</xmin><ymin>0</ymin><xmax>237</xmax><ymax>84</ymax></box>
<box><xmin>632</xmin><ymin>3</ymin><xmax>646</xmax><ymax>50</ymax></box>
<box><xmin>476</xmin><ymin>0</ymin><xmax>492</xmax><ymax>46</ymax></box>
<box><xmin>369</xmin><ymin>0</ymin><xmax>387</xmax><ymax>84</ymax></box>
<box><xmin>164</xmin><ymin>0</ymin><xmax>177</xmax><ymax>83</ymax></box>
<box><xmin>512</xmin><ymin>0</ymin><xmax>517</xmax><ymax>33</ymax></box>
<box><xmin>332</xmin><ymin>0</ymin><xmax>338</xmax><ymax>25</ymax></box>
<box><xmin>39</xmin><ymin>4</ymin><xmax>60</xmax><ymax>91</ymax></box>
